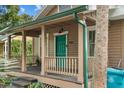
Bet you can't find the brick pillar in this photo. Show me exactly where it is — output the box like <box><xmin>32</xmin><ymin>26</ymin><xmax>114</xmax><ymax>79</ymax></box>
<box><xmin>94</xmin><ymin>5</ymin><xmax>109</xmax><ymax>88</ymax></box>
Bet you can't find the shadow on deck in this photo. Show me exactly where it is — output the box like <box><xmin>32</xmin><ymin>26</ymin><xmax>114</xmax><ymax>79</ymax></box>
<box><xmin>9</xmin><ymin>66</ymin><xmax>78</xmax><ymax>83</ymax></box>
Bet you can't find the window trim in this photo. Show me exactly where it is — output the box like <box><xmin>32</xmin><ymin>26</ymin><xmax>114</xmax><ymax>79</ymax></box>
<box><xmin>88</xmin><ymin>26</ymin><xmax>96</xmax><ymax>57</ymax></box>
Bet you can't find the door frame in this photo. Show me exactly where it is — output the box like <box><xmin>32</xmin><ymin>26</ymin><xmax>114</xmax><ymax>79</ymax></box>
<box><xmin>53</xmin><ymin>31</ymin><xmax>68</xmax><ymax>57</ymax></box>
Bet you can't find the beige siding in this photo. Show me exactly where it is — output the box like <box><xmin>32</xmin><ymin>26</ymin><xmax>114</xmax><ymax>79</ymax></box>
<box><xmin>45</xmin><ymin>23</ymin><xmax>78</xmax><ymax>57</ymax></box>
<box><xmin>46</xmin><ymin>6</ymin><xmax>58</xmax><ymax>16</ymax></box>
<box><xmin>108</xmin><ymin>20</ymin><xmax>122</xmax><ymax>67</ymax></box>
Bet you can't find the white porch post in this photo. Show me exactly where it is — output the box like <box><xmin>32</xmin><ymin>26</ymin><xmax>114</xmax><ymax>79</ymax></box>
<box><xmin>32</xmin><ymin>37</ymin><xmax>35</xmax><ymax>64</ymax></box>
<box><xmin>21</xmin><ymin>31</ymin><xmax>27</xmax><ymax>72</ymax></box>
<box><xmin>5</xmin><ymin>40</ymin><xmax>7</xmax><ymax>59</ymax></box>
<box><xmin>78</xmin><ymin>24</ymin><xmax>84</xmax><ymax>83</ymax></box>
<box><xmin>41</xmin><ymin>25</ymin><xmax>45</xmax><ymax>75</ymax></box>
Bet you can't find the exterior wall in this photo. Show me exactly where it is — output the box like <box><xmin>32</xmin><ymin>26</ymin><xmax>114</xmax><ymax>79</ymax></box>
<box><xmin>46</xmin><ymin>6</ymin><xmax>58</xmax><ymax>16</ymax></box>
<box><xmin>45</xmin><ymin>23</ymin><xmax>78</xmax><ymax>57</ymax></box>
<box><xmin>34</xmin><ymin>37</ymin><xmax>41</xmax><ymax>57</ymax></box>
<box><xmin>108</xmin><ymin>20</ymin><xmax>123</xmax><ymax>67</ymax></box>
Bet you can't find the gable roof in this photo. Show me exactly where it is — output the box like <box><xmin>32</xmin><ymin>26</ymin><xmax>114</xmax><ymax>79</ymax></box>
<box><xmin>33</xmin><ymin>5</ymin><xmax>56</xmax><ymax>20</ymax></box>
<box><xmin>0</xmin><ymin>6</ymin><xmax>88</xmax><ymax>35</ymax></box>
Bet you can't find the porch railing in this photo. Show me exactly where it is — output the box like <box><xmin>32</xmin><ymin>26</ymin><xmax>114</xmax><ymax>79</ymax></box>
<box><xmin>45</xmin><ymin>57</ymin><xmax>78</xmax><ymax>77</ymax></box>
<box><xmin>26</xmin><ymin>56</ymin><xmax>41</xmax><ymax>66</ymax></box>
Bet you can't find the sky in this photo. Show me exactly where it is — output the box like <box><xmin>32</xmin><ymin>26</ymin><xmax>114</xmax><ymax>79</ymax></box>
<box><xmin>19</xmin><ymin>5</ymin><xmax>43</xmax><ymax>16</ymax></box>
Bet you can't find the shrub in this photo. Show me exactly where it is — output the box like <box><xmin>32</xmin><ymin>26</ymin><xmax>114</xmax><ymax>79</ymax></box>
<box><xmin>28</xmin><ymin>82</ymin><xmax>44</xmax><ymax>88</ymax></box>
<box><xmin>0</xmin><ymin>77</ymin><xmax>12</xmax><ymax>87</ymax></box>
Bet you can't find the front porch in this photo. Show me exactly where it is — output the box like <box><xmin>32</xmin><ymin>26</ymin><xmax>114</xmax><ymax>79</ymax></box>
<box><xmin>6</xmin><ymin>16</ymin><xmax>95</xmax><ymax>87</ymax></box>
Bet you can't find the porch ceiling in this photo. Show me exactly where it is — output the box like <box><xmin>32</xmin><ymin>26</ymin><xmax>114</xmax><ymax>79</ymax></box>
<box><xmin>45</xmin><ymin>18</ymin><xmax>95</xmax><ymax>30</ymax></box>
<box><xmin>14</xmin><ymin>28</ymin><xmax>41</xmax><ymax>37</ymax></box>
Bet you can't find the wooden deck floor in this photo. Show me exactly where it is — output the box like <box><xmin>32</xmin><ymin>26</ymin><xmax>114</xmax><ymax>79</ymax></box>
<box><xmin>7</xmin><ymin>66</ymin><xmax>92</xmax><ymax>88</ymax></box>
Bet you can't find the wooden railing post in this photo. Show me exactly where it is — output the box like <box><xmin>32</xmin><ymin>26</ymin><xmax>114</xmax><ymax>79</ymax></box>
<box><xmin>32</xmin><ymin>37</ymin><xmax>35</xmax><ymax>64</ymax></box>
<box><xmin>41</xmin><ymin>25</ymin><xmax>45</xmax><ymax>75</ymax></box>
<box><xmin>78</xmin><ymin>24</ymin><xmax>84</xmax><ymax>83</ymax></box>
<box><xmin>7</xmin><ymin>35</ymin><xmax>11</xmax><ymax>59</ymax></box>
<box><xmin>21</xmin><ymin>31</ymin><xmax>27</xmax><ymax>72</ymax></box>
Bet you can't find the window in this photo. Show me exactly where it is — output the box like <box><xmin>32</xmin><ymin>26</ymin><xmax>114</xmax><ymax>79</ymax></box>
<box><xmin>59</xmin><ymin>5</ymin><xmax>71</xmax><ymax>12</ymax></box>
<box><xmin>89</xmin><ymin>30</ymin><xmax>95</xmax><ymax>56</ymax></box>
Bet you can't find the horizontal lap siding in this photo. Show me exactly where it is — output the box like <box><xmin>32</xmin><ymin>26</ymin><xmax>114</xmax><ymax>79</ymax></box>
<box><xmin>46</xmin><ymin>6</ymin><xmax>58</xmax><ymax>16</ymax></box>
<box><xmin>46</xmin><ymin>23</ymin><xmax>78</xmax><ymax>57</ymax></box>
<box><xmin>108</xmin><ymin>20</ymin><xmax>122</xmax><ymax>67</ymax></box>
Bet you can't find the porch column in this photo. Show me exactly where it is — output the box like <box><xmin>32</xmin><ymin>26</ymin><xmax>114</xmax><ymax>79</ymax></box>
<box><xmin>21</xmin><ymin>31</ymin><xmax>27</xmax><ymax>72</ymax></box>
<box><xmin>7</xmin><ymin>35</ymin><xmax>11</xmax><ymax>59</ymax></box>
<box><xmin>41</xmin><ymin>25</ymin><xmax>45</xmax><ymax>75</ymax></box>
<box><xmin>32</xmin><ymin>37</ymin><xmax>35</xmax><ymax>64</ymax></box>
<box><xmin>78</xmin><ymin>24</ymin><xmax>84</xmax><ymax>83</ymax></box>
<box><xmin>94</xmin><ymin>5</ymin><xmax>109</xmax><ymax>88</ymax></box>
<box><xmin>5</xmin><ymin>40</ymin><xmax>7</xmax><ymax>59</ymax></box>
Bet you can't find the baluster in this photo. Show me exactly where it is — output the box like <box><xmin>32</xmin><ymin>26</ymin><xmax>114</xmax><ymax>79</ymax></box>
<box><xmin>72</xmin><ymin>58</ymin><xmax>74</xmax><ymax>76</ymax></box>
<box><xmin>50</xmin><ymin>58</ymin><xmax>52</xmax><ymax>71</ymax></box>
<box><xmin>52</xmin><ymin>57</ymin><xmax>54</xmax><ymax>72</ymax></box>
<box><xmin>48</xmin><ymin>58</ymin><xmax>49</xmax><ymax>71</ymax></box>
<box><xmin>59</xmin><ymin>58</ymin><xmax>61</xmax><ymax>74</ymax></box>
<box><xmin>52</xmin><ymin>58</ymin><xmax>54</xmax><ymax>72</ymax></box>
<box><xmin>64</xmin><ymin>58</ymin><xmax>66</xmax><ymax>74</ymax></box>
<box><xmin>62</xmin><ymin>58</ymin><xmax>64</xmax><ymax>74</ymax></box>
<box><xmin>75</xmin><ymin>58</ymin><xmax>77</xmax><ymax>76</ymax></box>
<box><xmin>54</xmin><ymin>57</ymin><xmax>56</xmax><ymax>73</ymax></box>
<box><xmin>56</xmin><ymin>58</ymin><xmax>59</xmax><ymax>73</ymax></box>
<box><xmin>69</xmin><ymin>58</ymin><xmax>71</xmax><ymax>75</ymax></box>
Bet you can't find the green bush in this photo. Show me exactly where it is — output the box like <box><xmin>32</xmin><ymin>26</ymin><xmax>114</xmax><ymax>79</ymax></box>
<box><xmin>0</xmin><ymin>69</ymin><xmax>4</xmax><ymax>72</ymax></box>
<box><xmin>0</xmin><ymin>77</ymin><xmax>12</xmax><ymax>87</ymax></box>
<box><xmin>28</xmin><ymin>82</ymin><xmax>44</xmax><ymax>88</ymax></box>
<box><xmin>11</xmin><ymin>39</ymin><xmax>32</xmax><ymax>58</ymax></box>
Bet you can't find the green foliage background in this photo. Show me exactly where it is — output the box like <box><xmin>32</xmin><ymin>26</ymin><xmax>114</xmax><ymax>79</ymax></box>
<box><xmin>11</xmin><ymin>39</ymin><xmax>32</xmax><ymax>58</ymax></box>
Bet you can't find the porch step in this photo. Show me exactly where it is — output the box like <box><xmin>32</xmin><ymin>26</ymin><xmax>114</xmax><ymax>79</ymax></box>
<box><xmin>11</xmin><ymin>77</ymin><xmax>38</xmax><ymax>88</ymax></box>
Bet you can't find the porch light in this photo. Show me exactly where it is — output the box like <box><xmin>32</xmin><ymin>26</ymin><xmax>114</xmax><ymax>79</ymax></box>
<box><xmin>59</xmin><ymin>27</ymin><xmax>65</xmax><ymax>33</ymax></box>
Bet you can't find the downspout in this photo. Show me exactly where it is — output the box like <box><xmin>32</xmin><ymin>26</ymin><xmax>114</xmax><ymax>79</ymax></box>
<box><xmin>74</xmin><ymin>13</ymin><xmax>88</xmax><ymax>88</ymax></box>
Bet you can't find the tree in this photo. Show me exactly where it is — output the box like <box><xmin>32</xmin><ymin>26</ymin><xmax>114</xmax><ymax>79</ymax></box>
<box><xmin>19</xmin><ymin>13</ymin><xmax>33</xmax><ymax>23</ymax></box>
<box><xmin>0</xmin><ymin>5</ymin><xmax>33</xmax><ymax>30</ymax></box>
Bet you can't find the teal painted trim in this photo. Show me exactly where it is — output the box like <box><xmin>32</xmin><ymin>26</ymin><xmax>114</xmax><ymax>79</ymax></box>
<box><xmin>74</xmin><ymin>13</ymin><xmax>89</xmax><ymax>88</ymax></box>
<box><xmin>0</xmin><ymin>5</ymin><xmax>88</xmax><ymax>34</ymax></box>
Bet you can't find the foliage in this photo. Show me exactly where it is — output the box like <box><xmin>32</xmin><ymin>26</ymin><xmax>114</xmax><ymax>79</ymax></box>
<box><xmin>11</xmin><ymin>39</ymin><xmax>32</xmax><ymax>58</ymax></box>
<box><xmin>0</xmin><ymin>69</ymin><xmax>4</xmax><ymax>72</ymax></box>
<box><xmin>11</xmin><ymin>40</ymin><xmax>22</xmax><ymax>57</ymax></box>
<box><xmin>0</xmin><ymin>77</ymin><xmax>12</xmax><ymax>87</ymax></box>
<box><xmin>19</xmin><ymin>14</ymin><xmax>33</xmax><ymax>24</ymax></box>
<box><xmin>26</xmin><ymin>40</ymin><xmax>32</xmax><ymax>56</ymax></box>
<box><xmin>0</xmin><ymin>5</ymin><xmax>33</xmax><ymax>30</ymax></box>
<box><xmin>28</xmin><ymin>82</ymin><xmax>44</xmax><ymax>88</ymax></box>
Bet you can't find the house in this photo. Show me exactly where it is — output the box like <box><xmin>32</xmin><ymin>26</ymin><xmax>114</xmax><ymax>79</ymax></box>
<box><xmin>0</xmin><ymin>5</ymin><xmax>123</xmax><ymax>88</ymax></box>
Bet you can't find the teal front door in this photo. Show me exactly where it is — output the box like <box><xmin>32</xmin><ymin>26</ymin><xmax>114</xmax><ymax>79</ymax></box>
<box><xmin>56</xmin><ymin>35</ymin><xmax>67</xmax><ymax>68</ymax></box>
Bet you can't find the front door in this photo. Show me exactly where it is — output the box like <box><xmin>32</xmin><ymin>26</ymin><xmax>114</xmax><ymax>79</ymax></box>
<box><xmin>56</xmin><ymin>34</ymin><xmax>67</xmax><ymax>67</ymax></box>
